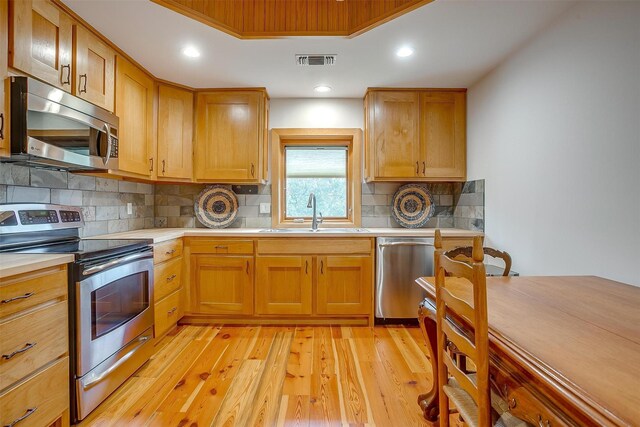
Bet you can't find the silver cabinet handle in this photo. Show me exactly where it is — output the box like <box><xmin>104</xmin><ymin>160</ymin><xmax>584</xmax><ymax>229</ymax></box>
<box><xmin>166</xmin><ymin>274</ymin><xmax>176</xmax><ymax>282</ymax></box>
<box><xmin>2</xmin><ymin>342</ymin><xmax>37</xmax><ymax>360</ymax></box>
<box><xmin>83</xmin><ymin>252</ymin><xmax>150</xmax><ymax>275</ymax></box>
<box><xmin>149</xmin><ymin>158</ymin><xmax>154</xmax><ymax>172</ymax></box>
<box><xmin>320</xmin><ymin>260</ymin><xmax>324</xmax><ymax>274</ymax></box>
<box><xmin>168</xmin><ymin>307</ymin><xmax>177</xmax><ymax>315</ymax></box>
<box><xmin>246</xmin><ymin>260</ymin><xmax>250</xmax><ymax>275</ymax></box>
<box><xmin>165</xmin><ymin>249</ymin><xmax>176</xmax><ymax>255</ymax></box>
<box><xmin>5</xmin><ymin>407</ymin><xmax>37</xmax><ymax>427</ymax></box>
<box><xmin>82</xmin><ymin>335</ymin><xmax>150</xmax><ymax>390</ymax></box>
<box><xmin>0</xmin><ymin>112</ymin><xmax>4</xmax><ymax>140</ymax></box>
<box><xmin>214</xmin><ymin>245</ymin><xmax>227</xmax><ymax>250</ymax></box>
<box><xmin>162</xmin><ymin>159</ymin><xmax>166</xmax><ymax>174</ymax></box>
<box><xmin>250</xmin><ymin>163</ymin><xmax>255</xmax><ymax>177</ymax></box>
<box><xmin>61</xmin><ymin>64</ymin><xmax>71</xmax><ymax>85</ymax></box>
<box><xmin>1</xmin><ymin>292</ymin><xmax>34</xmax><ymax>304</ymax></box>
<box><xmin>415</xmin><ymin>161</ymin><xmax>419</xmax><ymax>175</ymax></box>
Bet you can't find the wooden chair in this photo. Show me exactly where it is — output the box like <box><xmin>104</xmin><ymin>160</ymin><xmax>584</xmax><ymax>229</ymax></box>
<box><xmin>445</xmin><ymin>246</ymin><xmax>512</xmax><ymax>276</ymax></box>
<box><xmin>434</xmin><ymin>230</ymin><xmax>529</xmax><ymax>427</ymax></box>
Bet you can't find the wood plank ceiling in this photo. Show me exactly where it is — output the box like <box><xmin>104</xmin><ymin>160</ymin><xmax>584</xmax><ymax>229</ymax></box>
<box><xmin>151</xmin><ymin>0</ymin><xmax>435</xmax><ymax>38</ymax></box>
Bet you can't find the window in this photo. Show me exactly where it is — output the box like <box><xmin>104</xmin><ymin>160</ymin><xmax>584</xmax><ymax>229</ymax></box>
<box><xmin>271</xmin><ymin>129</ymin><xmax>362</xmax><ymax>228</ymax></box>
<box><xmin>285</xmin><ymin>147</ymin><xmax>348</xmax><ymax>219</ymax></box>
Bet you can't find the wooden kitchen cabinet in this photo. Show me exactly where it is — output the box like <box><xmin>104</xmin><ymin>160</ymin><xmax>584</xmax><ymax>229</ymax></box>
<box><xmin>419</xmin><ymin>91</ymin><xmax>466</xmax><ymax>179</ymax></box>
<box><xmin>153</xmin><ymin>238</ymin><xmax>184</xmax><ymax>337</ymax></box>
<box><xmin>365</xmin><ymin>88</ymin><xmax>467</xmax><ymax>182</ymax></box>
<box><xmin>74</xmin><ymin>24</ymin><xmax>115</xmax><ymax>111</ymax></box>
<box><xmin>191</xmin><ymin>255</ymin><xmax>254</xmax><ymax>315</ymax></box>
<box><xmin>194</xmin><ymin>90</ymin><xmax>268</xmax><ymax>183</ymax></box>
<box><xmin>1</xmin><ymin>0</ymin><xmax>8</xmax><ymax>157</ymax></box>
<box><xmin>0</xmin><ymin>264</ymin><xmax>70</xmax><ymax>427</ymax></box>
<box><xmin>369</xmin><ymin>90</ymin><xmax>421</xmax><ymax>178</ymax></box>
<box><xmin>115</xmin><ymin>56</ymin><xmax>156</xmax><ymax>178</ymax></box>
<box><xmin>316</xmin><ymin>255</ymin><xmax>372</xmax><ymax>315</ymax></box>
<box><xmin>256</xmin><ymin>256</ymin><xmax>313</xmax><ymax>315</ymax></box>
<box><xmin>9</xmin><ymin>0</ymin><xmax>73</xmax><ymax>92</ymax></box>
<box><xmin>157</xmin><ymin>84</ymin><xmax>193</xmax><ymax>181</ymax></box>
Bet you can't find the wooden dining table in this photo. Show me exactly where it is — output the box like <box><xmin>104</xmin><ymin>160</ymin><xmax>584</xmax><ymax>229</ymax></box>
<box><xmin>414</xmin><ymin>275</ymin><xmax>640</xmax><ymax>427</ymax></box>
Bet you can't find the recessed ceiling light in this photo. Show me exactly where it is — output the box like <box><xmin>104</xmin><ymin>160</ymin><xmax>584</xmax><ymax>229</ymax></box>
<box><xmin>182</xmin><ymin>46</ymin><xmax>201</xmax><ymax>58</ymax></box>
<box><xmin>396</xmin><ymin>46</ymin><xmax>414</xmax><ymax>58</ymax></box>
<box><xmin>314</xmin><ymin>85</ymin><xmax>332</xmax><ymax>93</ymax></box>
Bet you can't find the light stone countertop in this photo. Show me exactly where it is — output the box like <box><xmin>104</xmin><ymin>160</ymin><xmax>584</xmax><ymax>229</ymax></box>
<box><xmin>0</xmin><ymin>253</ymin><xmax>75</xmax><ymax>278</ymax></box>
<box><xmin>87</xmin><ymin>227</ymin><xmax>483</xmax><ymax>244</ymax></box>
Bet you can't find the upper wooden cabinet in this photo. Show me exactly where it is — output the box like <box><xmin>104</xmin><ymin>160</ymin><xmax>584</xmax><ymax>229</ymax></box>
<box><xmin>115</xmin><ymin>56</ymin><xmax>155</xmax><ymax>178</ymax></box>
<box><xmin>157</xmin><ymin>84</ymin><xmax>193</xmax><ymax>180</ymax></box>
<box><xmin>1</xmin><ymin>0</ymin><xmax>9</xmax><ymax>157</ymax></box>
<box><xmin>194</xmin><ymin>90</ymin><xmax>268</xmax><ymax>183</ymax></box>
<box><xmin>74</xmin><ymin>25</ymin><xmax>115</xmax><ymax>111</ymax></box>
<box><xmin>365</xmin><ymin>89</ymin><xmax>466</xmax><ymax>182</ymax></box>
<box><xmin>9</xmin><ymin>0</ymin><xmax>73</xmax><ymax>91</ymax></box>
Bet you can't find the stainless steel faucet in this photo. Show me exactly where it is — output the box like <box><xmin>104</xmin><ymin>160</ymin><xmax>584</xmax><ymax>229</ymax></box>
<box><xmin>307</xmin><ymin>193</ymin><xmax>323</xmax><ymax>231</ymax></box>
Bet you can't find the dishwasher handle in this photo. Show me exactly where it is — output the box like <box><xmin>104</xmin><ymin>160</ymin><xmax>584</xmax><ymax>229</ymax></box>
<box><xmin>378</xmin><ymin>241</ymin><xmax>434</xmax><ymax>248</ymax></box>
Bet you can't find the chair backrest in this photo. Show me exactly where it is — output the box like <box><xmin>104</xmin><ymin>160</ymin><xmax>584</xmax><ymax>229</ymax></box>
<box><xmin>445</xmin><ymin>246</ymin><xmax>512</xmax><ymax>276</ymax></box>
<box><xmin>434</xmin><ymin>229</ymin><xmax>491</xmax><ymax>426</ymax></box>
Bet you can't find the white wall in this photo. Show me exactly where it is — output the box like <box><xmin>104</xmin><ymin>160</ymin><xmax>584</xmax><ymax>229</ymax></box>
<box><xmin>467</xmin><ymin>2</ymin><xmax>640</xmax><ymax>285</ymax></box>
<box><xmin>270</xmin><ymin>98</ymin><xmax>363</xmax><ymax>129</ymax></box>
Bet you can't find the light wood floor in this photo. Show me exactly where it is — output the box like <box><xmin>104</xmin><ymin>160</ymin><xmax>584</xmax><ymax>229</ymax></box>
<box><xmin>78</xmin><ymin>324</ymin><xmax>434</xmax><ymax>426</ymax></box>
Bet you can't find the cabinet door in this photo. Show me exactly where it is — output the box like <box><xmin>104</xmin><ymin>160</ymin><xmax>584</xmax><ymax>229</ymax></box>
<box><xmin>316</xmin><ymin>256</ymin><xmax>372</xmax><ymax>315</ymax></box>
<box><xmin>1</xmin><ymin>0</ymin><xmax>8</xmax><ymax>157</ymax></box>
<box><xmin>372</xmin><ymin>91</ymin><xmax>420</xmax><ymax>178</ymax></box>
<box><xmin>192</xmin><ymin>255</ymin><xmax>253</xmax><ymax>315</ymax></box>
<box><xmin>420</xmin><ymin>92</ymin><xmax>466</xmax><ymax>179</ymax></box>
<box><xmin>115</xmin><ymin>56</ymin><xmax>155</xmax><ymax>177</ymax></box>
<box><xmin>256</xmin><ymin>256</ymin><xmax>312</xmax><ymax>315</ymax></box>
<box><xmin>74</xmin><ymin>25</ymin><xmax>115</xmax><ymax>111</ymax></box>
<box><xmin>194</xmin><ymin>91</ymin><xmax>261</xmax><ymax>182</ymax></box>
<box><xmin>157</xmin><ymin>84</ymin><xmax>193</xmax><ymax>180</ymax></box>
<box><xmin>9</xmin><ymin>0</ymin><xmax>73</xmax><ymax>91</ymax></box>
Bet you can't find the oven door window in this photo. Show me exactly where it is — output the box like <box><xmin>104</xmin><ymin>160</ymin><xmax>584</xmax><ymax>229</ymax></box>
<box><xmin>91</xmin><ymin>272</ymin><xmax>149</xmax><ymax>340</ymax></box>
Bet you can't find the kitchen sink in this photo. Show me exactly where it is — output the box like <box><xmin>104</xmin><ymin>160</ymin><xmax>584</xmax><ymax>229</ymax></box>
<box><xmin>259</xmin><ymin>228</ymin><xmax>369</xmax><ymax>233</ymax></box>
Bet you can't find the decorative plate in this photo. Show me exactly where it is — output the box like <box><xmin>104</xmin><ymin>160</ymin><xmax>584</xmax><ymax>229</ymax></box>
<box><xmin>391</xmin><ymin>184</ymin><xmax>435</xmax><ymax>228</ymax></box>
<box><xmin>194</xmin><ymin>185</ymin><xmax>238</xmax><ymax>229</ymax></box>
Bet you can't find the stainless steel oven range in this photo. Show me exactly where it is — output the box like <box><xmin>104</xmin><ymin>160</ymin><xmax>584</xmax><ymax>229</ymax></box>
<box><xmin>0</xmin><ymin>203</ymin><xmax>154</xmax><ymax>423</ymax></box>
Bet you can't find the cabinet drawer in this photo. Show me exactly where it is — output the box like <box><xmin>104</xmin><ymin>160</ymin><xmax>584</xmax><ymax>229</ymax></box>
<box><xmin>188</xmin><ymin>239</ymin><xmax>254</xmax><ymax>255</ymax></box>
<box><xmin>155</xmin><ymin>289</ymin><xmax>182</xmax><ymax>337</ymax></box>
<box><xmin>154</xmin><ymin>239</ymin><xmax>183</xmax><ymax>264</ymax></box>
<box><xmin>0</xmin><ymin>300</ymin><xmax>68</xmax><ymax>390</ymax></box>
<box><xmin>0</xmin><ymin>356</ymin><xmax>69</xmax><ymax>427</ymax></box>
<box><xmin>0</xmin><ymin>265</ymin><xmax>67</xmax><ymax>318</ymax></box>
<box><xmin>257</xmin><ymin>239</ymin><xmax>372</xmax><ymax>255</ymax></box>
<box><xmin>154</xmin><ymin>257</ymin><xmax>182</xmax><ymax>302</ymax></box>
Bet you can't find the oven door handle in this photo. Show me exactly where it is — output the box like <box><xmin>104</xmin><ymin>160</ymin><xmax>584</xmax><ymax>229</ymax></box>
<box><xmin>82</xmin><ymin>251</ymin><xmax>151</xmax><ymax>276</ymax></box>
<box><xmin>81</xmin><ymin>335</ymin><xmax>150</xmax><ymax>390</ymax></box>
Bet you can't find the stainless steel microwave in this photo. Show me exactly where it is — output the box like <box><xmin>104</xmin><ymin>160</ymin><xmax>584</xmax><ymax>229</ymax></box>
<box><xmin>4</xmin><ymin>76</ymin><xmax>119</xmax><ymax>171</ymax></box>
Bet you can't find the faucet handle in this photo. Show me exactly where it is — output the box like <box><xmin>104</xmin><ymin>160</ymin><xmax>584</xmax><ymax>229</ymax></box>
<box><xmin>318</xmin><ymin>212</ymin><xmax>323</xmax><ymax>223</ymax></box>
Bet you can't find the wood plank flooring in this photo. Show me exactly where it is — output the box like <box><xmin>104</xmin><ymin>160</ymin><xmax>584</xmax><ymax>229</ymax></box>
<box><xmin>78</xmin><ymin>325</ymin><xmax>433</xmax><ymax>426</ymax></box>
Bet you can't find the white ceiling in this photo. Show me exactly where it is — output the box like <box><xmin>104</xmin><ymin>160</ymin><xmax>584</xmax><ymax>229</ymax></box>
<box><xmin>61</xmin><ymin>0</ymin><xmax>575</xmax><ymax>98</ymax></box>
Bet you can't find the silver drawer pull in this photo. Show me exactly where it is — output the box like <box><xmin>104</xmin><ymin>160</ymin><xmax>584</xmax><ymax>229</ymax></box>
<box><xmin>4</xmin><ymin>407</ymin><xmax>37</xmax><ymax>427</ymax></box>
<box><xmin>1</xmin><ymin>293</ymin><xmax>34</xmax><ymax>304</ymax></box>
<box><xmin>166</xmin><ymin>274</ymin><xmax>177</xmax><ymax>282</ymax></box>
<box><xmin>214</xmin><ymin>245</ymin><xmax>228</xmax><ymax>249</ymax></box>
<box><xmin>165</xmin><ymin>249</ymin><xmax>176</xmax><ymax>255</ymax></box>
<box><xmin>168</xmin><ymin>307</ymin><xmax>177</xmax><ymax>315</ymax></box>
<box><xmin>2</xmin><ymin>343</ymin><xmax>37</xmax><ymax>360</ymax></box>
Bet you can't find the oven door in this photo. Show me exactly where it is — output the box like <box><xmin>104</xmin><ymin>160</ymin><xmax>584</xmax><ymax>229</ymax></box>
<box><xmin>76</xmin><ymin>256</ymin><xmax>153</xmax><ymax>377</ymax></box>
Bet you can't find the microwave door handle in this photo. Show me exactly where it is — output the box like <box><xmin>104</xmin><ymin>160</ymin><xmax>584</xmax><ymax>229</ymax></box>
<box><xmin>103</xmin><ymin>123</ymin><xmax>112</xmax><ymax>167</ymax></box>
<box><xmin>82</xmin><ymin>251</ymin><xmax>150</xmax><ymax>275</ymax></box>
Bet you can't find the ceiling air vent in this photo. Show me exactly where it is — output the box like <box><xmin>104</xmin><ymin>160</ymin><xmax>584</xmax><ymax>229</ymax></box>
<box><xmin>296</xmin><ymin>54</ymin><xmax>337</xmax><ymax>66</ymax></box>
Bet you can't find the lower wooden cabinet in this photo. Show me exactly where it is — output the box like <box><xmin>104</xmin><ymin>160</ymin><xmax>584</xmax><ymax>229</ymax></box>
<box><xmin>0</xmin><ymin>264</ymin><xmax>70</xmax><ymax>427</ymax></box>
<box><xmin>191</xmin><ymin>255</ymin><xmax>254</xmax><ymax>315</ymax></box>
<box><xmin>316</xmin><ymin>255</ymin><xmax>372</xmax><ymax>315</ymax></box>
<box><xmin>256</xmin><ymin>256</ymin><xmax>312</xmax><ymax>315</ymax></box>
<box><xmin>153</xmin><ymin>239</ymin><xmax>184</xmax><ymax>337</ymax></box>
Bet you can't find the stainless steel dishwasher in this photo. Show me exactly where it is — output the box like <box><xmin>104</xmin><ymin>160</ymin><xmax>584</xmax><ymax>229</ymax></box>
<box><xmin>376</xmin><ymin>237</ymin><xmax>435</xmax><ymax>320</ymax></box>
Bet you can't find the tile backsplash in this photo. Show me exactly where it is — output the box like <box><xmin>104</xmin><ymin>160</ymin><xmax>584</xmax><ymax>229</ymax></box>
<box><xmin>1</xmin><ymin>163</ymin><xmax>484</xmax><ymax>234</ymax></box>
<box><xmin>154</xmin><ymin>180</ymin><xmax>485</xmax><ymax>231</ymax></box>
<box><xmin>0</xmin><ymin>164</ymin><xmax>154</xmax><ymax>237</ymax></box>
